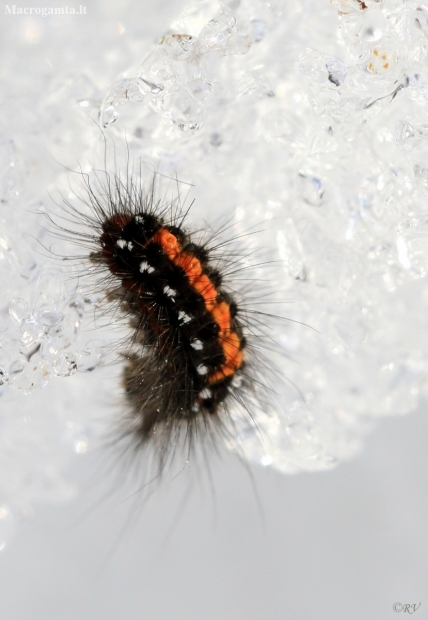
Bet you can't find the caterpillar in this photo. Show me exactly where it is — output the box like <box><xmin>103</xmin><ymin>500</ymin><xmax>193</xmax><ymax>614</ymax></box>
<box><xmin>56</xmin><ymin>163</ymin><xmax>278</xmax><ymax>468</ymax></box>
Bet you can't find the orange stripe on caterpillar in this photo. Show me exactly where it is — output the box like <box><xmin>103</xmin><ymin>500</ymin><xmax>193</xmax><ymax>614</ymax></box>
<box><xmin>208</xmin><ymin>331</ymin><xmax>244</xmax><ymax>385</ymax></box>
<box><xmin>151</xmin><ymin>227</ymin><xmax>181</xmax><ymax>259</ymax></box>
<box><xmin>210</xmin><ymin>301</ymin><xmax>231</xmax><ymax>332</ymax></box>
<box><xmin>220</xmin><ymin>331</ymin><xmax>242</xmax><ymax>365</ymax></box>
<box><xmin>208</xmin><ymin>352</ymin><xmax>244</xmax><ymax>384</ymax></box>
<box><xmin>148</xmin><ymin>227</ymin><xmax>245</xmax><ymax>383</ymax></box>
<box><xmin>192</xmin><ymin>274</ymin><xmax>218</xmax><ymax>310</ymax></box>
<box><xmin>173</xmin><ymin>252</ymin><xmax>203</xmax><ymax>282</ymax></box>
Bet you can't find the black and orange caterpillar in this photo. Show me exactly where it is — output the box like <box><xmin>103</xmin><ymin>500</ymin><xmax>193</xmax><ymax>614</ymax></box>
<box><xmin>58</xmin><ymin>167</ymin><xmax>273</xmax><ymax>457</ymax></box>
<box><xmin>97</xmin><ymin>207</ymin><xmax>247</xmax><ymax>440</ymax></box>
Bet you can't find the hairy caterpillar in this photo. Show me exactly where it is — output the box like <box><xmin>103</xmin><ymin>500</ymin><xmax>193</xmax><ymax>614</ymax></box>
<box><xmin>55</xmin><ymin>162</ymin><xmax>280</xmax><ymax>468</ymax></box>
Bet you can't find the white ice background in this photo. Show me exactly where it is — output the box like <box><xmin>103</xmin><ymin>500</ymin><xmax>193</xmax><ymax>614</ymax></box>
<box><xmin>0</xmin><ymin>2</ymin><xmax>427</xmax><ymax>610</ymax></box>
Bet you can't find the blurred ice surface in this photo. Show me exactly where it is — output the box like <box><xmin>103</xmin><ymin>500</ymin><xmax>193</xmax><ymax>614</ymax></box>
<box><xmin>0</xmin><ymin>0</ymin><xmax>428</xmax><ymax>549</ymax></box>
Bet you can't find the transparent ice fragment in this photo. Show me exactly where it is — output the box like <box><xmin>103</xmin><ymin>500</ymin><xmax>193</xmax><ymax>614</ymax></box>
<box><xmin>170</xmin><ymin>91</ymin><xmax>206</xmax><ymax>131</ymax></box>
<box><xmin>112</xmin><ymin>79</ymin><xmax>145</xmax><ymax>104</ymax></box>
<box><xmin>9</xmin><ymin>298</ymin><xmax>30</xmax><ymax>325</ymax></box>
<box><xmin>9</xmin><ymin>354</ymin><xmax>50</xmax><ymax>393</ymax></box>
<box><xmin>331</xmin><ymin>0</ymin><xmax>359</xmax><ymax>14</ymax></box>
<box><xmin>127</xmin><ymin>85</ymin><xmax>145</xmax><ymax>103</ymax></box>
<box><xmin>354</xmin><ymin>73</ymin><xmax>410</xmax><ymax>111</ymax></box>
<box><xmin>170</xmin><ymin>0</ymin><xmax>224</xmax><ymax>36</ymax></box>
<box><xmin>46</xmin><ymin>298</ymin><xmax>84</xmax><ymax>356</ymax></box>
<box><xmin>45</xmin><ymin>305</ymin><xmax>81</xmax><ymax>354</ymax></box>
<box><xmin>326</xmin><ymin>58</ymin><xmax>348</xmax><ymax>86</ymax></box>
<box><xmin>159</xmin><ymin>33</ymin><xmax>197</xmax><ymax>60</ymax></box>
<box><xmin>298</xmin><ymin>172</ymin><xmax>325</xmax><ymax>206</ymax></box>
<box><xmin>395</xmin><ymin>120</ymin><xmax>428</xmax><ymax>152</ymax></box>
<box><xmin>299</xmin><ymin>49</ymin><xmax>347</xmax><ymax>87</ymax></box>
<box><xmin>138</xmin><ymin>50</ymin><xmax>174</xmax><ymax>95</ymax></box>
<box><xmin>309</xmin><ymin>118</ymin><xmax>336</xmax><ymax>154</ymax></box>
<box><xmin>52</xmin><ymin>352</ymin><xmax>78</xmax><ymax>377</ymax></box>
<box><xmin>395</xmin><ymin>120</ymin><xmax>414</xmax><ymax>145</ymax></box>
<box><xmin>20</xmin><ymin>318</ymin><xmax>45</xmax><ymax>347</ymax></box>
<box><xmin>111</xmin><ymin>80</ymin><xmax>130</xmax><ymax>103</ymax></box>
<box><xmin>149</xmin><ymin>92</ymin><xmax>173</xmax><ymax>118</ymax></box>
<box><xmin>75</xmin><ymin>346</ymin><xmax>104</xmax><ymax>372</ymax></box>
<box><xmin>223</xmin><ymin>32</ymin><xmax>252</xmax><ymax>56</ymax></box>
<box><xmin>30</xmin><ymin>272</ymin><xmax>63</xmax><ymax>309</ymax></box>
<box><xmin>96</xmin><ymin>5</ymin><xmax>261</xmax><ymax>135</ymax></box>
<box><xmin>33</xmin><ymin>295</ymin><xmax>57</xmax><ymax>316</ymax></box>
<box><xmin>100</xmin><ymin>104</ymin><xmax>118</xmax><ymax>128</ymax></box>
<box><xmin>338</xmin><ymin>13</ymin><xmax>369</xmax><ymax>57</ymax></box>
<box><xmin>187</xmin><ymin>78</ymin><xmax>212</xmax><ymax>99</ymax></box>
<box><xmin>37</xmin><ymin>310</ymin><xmax>63</xmax><ymax>329</ymax></box>
<box><xmin>198</xmin><ymin>14</ymin><xmax>236</xmax><ymax>51</ymax></box>
<box><xmin>137</xmin><ymin>76</ymin><xmax>164</xmax><ymax>96</ymax></box>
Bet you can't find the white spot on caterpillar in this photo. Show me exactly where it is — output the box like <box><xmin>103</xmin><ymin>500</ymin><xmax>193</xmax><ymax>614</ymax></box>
<box><xmin>199</xmin><ymin>388</ymin><xmax>212</xmax><ymax>399</ymax></box>
<box><xmin>163</xmin><ymin>285</ymin><xmax>176</xmax><ymax>298</ymax></box>
<box><xmin>139</xmin><ymin>261</ymin><xmax>155</xmax><ymax>274</ymax></box>
<box><xmin>190</xmin><ymin>339</ymin><xmax>203</xmax><ymax>350</ymax></box>
<box><xmin>135</xmin><ymin>215</ymin><xmax>144</xmax><ymax>224</ymax></box>
<box><xmin>197</xmin><ymin>364</ymin><xmax>208</xmax><ymax>375</ymax></box>
<box><xmin>232</xmin><ymin>374</ymin><xmax>242</xmax><ymax>388</ymax></box>
<box><xmin>127</xmin><ymin>241</ymin><xmax>134</xmax><ymax>251</ymax></box>
<box><xmin>116</xmin><ymin>239</ymin><xmax>127</xmax><ymax>249</ymax></box>
<box><xmin>178</xmin><ymin>310</ymin><xmax>191</xmax><ymax>324</ymax></box>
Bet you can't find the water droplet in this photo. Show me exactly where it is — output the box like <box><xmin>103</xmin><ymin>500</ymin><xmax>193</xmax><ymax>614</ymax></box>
<box><xmin>326</xmin><ymin>59</ymin><xmax>348</xmax><ymax>86</ymax></box>
<box><xmin>100</xmin><ymin>105</ymin><xmax>117</xmax><ymax>128</ymax></box>
<box><xmin>75</xmin><ymin>346</ymin><xmax>104</xmax><ymax>372</ymax></box>
<box><xmin>298</xmin><ymin>173</ymin><xmax>325</xmax><ymax>206</ymax></box>
<box><xmin>361</xmin><ymin>9</ymin><xmax>387</xmax><ymax>42</ymax></box>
